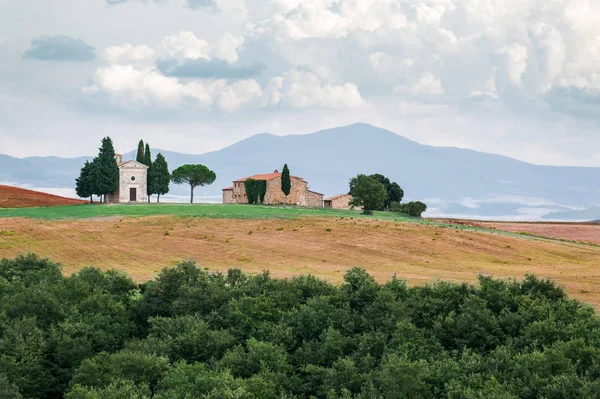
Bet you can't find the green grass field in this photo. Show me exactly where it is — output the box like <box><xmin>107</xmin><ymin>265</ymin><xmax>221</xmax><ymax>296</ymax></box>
<box><xmin>0</xmin><ymin>203</ymin><xmax>420</xmax><ymax>221</ymax></box>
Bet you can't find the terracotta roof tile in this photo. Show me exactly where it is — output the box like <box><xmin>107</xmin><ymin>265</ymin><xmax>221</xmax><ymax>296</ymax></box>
<box><xmin>222</xmin><ymin>186</ymin><xmax>234</xmax><ymax>191</ymax></box>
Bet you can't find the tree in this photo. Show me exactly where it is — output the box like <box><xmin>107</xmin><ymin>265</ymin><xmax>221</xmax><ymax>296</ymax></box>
<box><xmin>149</xmin><ymin>153</ymin><xmax>170</xmax><ymax>203</ymax></box>
<box><xmin>136</xmin><ymin>140</ymin><xmax>145</xmax><ymax>164</ymax></box>
<box><xmin>142</xmin><ymin>143</ymin><xmax>152</xmax><ymax>168</ymax></box>
<box><xmin>76</xmin><ymin>160</ymin><xmax>95</xmax><ymax>204</ymax></box>
<box><xmin>144</xmin><ymin>143</ymin><xmax>153</xmax><ymax>203</ymax></box>
<box><xmin>392</xmin><ymin>201</ymin><xmax>427</xmax><ymax>217</ymax></box>
<box><xmin>369</xmin><ymin>174</ymin><xmax>404</xmax><ymax>210</ymax></box>
<box><xmin>244</xmin><ymin>179</ymin><xmax>266</xmax><ymax>204</ymax></box>
<box><xmin>171</xmin><ymin>164</ymin><xmax>216</xmax><ymax>204</ymax></box>
<box><xmin>281</xmin><ymin>164</ymin><xmax>291</xmax><ymax>208</ymax></box>
<box><xmin>257</xmin><ymin>180</ymin><xmax>267</xmax><ymax>204</ymax></box>
<box><xmin>348</xmin><ymin>174</ymin><xmax>387</xmax><ymax>215</ymax></box>
<box><xmin>92</xmin><ymin>137</ymin><xmax>119</xmax><ymax>203</ymax></box>
<box><xmin>245</xmin><ymin>179</ymin><xmax>259</xmax><ymax>204</ymax></box>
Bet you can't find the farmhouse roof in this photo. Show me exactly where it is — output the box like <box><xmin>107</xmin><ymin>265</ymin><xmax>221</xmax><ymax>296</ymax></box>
<box><xmin>325</xmin><ymin>193</ymin><xmax>350</xmax><ymax>201</ymax></box>
<box><xmin>233</xmin><ymin>170</ymin><xmax>305</xmax><ymax>183</ymax></box>
<box><xmin>307</xmin><ymin>189</ymin><xmax>324</xmax><ymax>195</ymax></box>
<box><xmin>222</xmin><ymin>186</ymin><xmax>233</xmax><ymax>191</ymax></box>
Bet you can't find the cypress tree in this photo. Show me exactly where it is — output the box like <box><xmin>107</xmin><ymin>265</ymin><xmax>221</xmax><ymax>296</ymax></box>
<box><xmin>136</xmin><ymin>140</ymin><xmax>145</xmax><ymax>164</ymax></box>
<box><xmin>144</xmin><ymin>143</ymin><xmax>152</xmax><ymax>202</ymax></box>
<box><xmin>143</xmin><ymin>143</ymin><xmax>152</xmax><ymax>168</ymax></box>
<box><xmin>92</xmin><ymin>137</ymin><xmax>119</xmax><ymax>203</ymax></box>
<box><xmin>75</xmin><ymin>160</ymin><xmax>95</xmax><ymax>203</ymax></box>
<box><xmin>258</xmin><ymin>180</ymin><xmax>267</xmax><ymax>204</ymax></box>
<box><xmin>149</xmin><ymin>153</ymin><xmax>170</xmax><ymax>203</ymax></box>
<box><xmin>281</xmin><ymin>164</ymin><xmax>291</xmax><ymax>208</ymax></box>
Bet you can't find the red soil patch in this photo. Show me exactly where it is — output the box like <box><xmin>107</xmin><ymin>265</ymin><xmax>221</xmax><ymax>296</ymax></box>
<box><xmin>478</xmin><ymin>222</ymin><xmax>600</xmax><ymax>245</ymax></box>
<box><xmin>0</xmin><ymin>185</ymin><xmax>85</xmax><ymax>208</ymax></box>
<box><xmin>434</xmin><ymin>218</ymin><xmax>600</xmax><ymax>246</ymax></box>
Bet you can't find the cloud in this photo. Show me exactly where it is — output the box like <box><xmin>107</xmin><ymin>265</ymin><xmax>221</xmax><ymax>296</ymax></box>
<box><xmin>84</xmin><ymin>64</ymin><xmax>262</xmax><ymax>111</ymax></box>
<box><xmin>103</xmin><ymin>43</ymin><xmax>156</xmax><ymax>64</ymax></box>
<box><xmin>84</xmin><ymin>62</ymin><xmax>364</xmax><ymax>112</ymax></box>
<box><xmin>214</xmin><ymin>33</ymin><xmax>244</xmax><ymax>63</ymax></box>
<box><xmin>161</xmin><ymin>31</ymin><xmax>211</xmax><ymax>61</ymax></box>
<box><xmin>157</xmin><ymin>58</ymin><xmax>265</xmax><ymax>79</ymax></box>
<box><xmin>266</xmin><ymin>69</ymin><xmax>365</xmax><ymax>109</ymax></box>
<box><xmin>23</xmin><ymin>36</ymin><xmax>95</xmax><ymax>62</ymax></box>
<box><xmin>217</xmin><ymin>80</ymin><xmax>262</xmax><ymax>112</ymax></box>
<box><xmin>394</xmin><ymin>73</ymin><xmax>444</xmax><ymax>96</ymax></box>
<box><xmin>105</xmin><ymin>0</ymin><xmax>217</xmax><ymax>10</ymax></box>
<box><xmin>160</xmin><ymin>31</ymin><xmax>244</xmax><ymax>64</ymax></box>
<box><xmin>497</xmin><ymin>44</ymin><xmax>528</xmax><ymax>86</ymax></box>
<box><xmin>187</xmin><ymin>0</ymin><xmax>217</xmax><ymax>10</ymax></box>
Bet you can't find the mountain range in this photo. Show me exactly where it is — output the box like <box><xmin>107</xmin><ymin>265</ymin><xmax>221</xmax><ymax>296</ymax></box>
<box><xmin>2</xmin><ymin>123</ymin><xmax>599</xmax><ymax>220</ymax></box>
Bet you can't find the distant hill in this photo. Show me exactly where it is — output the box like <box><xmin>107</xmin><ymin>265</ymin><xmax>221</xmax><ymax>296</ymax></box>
<box><xmin>0</xmin><ymin>154</ymin><xmax>91</xmax><ymax>188</ymax></box>
<box><xmin>2</xmin><ymin>123</ymin><xmax>600</xmax><ymax>219</ymax></box>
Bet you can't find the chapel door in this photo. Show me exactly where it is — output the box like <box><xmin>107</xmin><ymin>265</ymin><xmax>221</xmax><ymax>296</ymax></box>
<box><xmin>130</xmin><ymin>187</ymin><xmax>137</xmax><ymax>202</ymax></box>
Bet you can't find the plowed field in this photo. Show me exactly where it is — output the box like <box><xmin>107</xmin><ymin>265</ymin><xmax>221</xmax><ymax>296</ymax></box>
<box><xmin>1</xmin><ymin>215</ymin><xmax>600</xmax><ymax>307</ymax></box>
<box><xmin>0</xmin><ymin>185</ymin><xmax>85</xmax><ymax>208</ymax></box>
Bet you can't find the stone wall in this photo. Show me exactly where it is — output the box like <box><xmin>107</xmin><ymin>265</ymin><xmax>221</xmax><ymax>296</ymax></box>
<box><xmin>232</xmin><ymin>182</ymin><xmax>249</xmax><ymax>204</ymax></box>
<box><xmin>264</xmin><ymin>176</ymin><xmax>308</xmax><ymax>205</ymax></box>
<box><xmin>222</xmin><ymin>189</ymin><xmax>234</xmax><ymax>204</ymax></box>
<box><xmin>304</xmin><ymin>190</ymin><xmax>324</xmax><ymax>208</ymax></box>
<box><xmin>327</xmin><ymin>194</ymin><xmax>354</xmax><ymax>210</ymax></box>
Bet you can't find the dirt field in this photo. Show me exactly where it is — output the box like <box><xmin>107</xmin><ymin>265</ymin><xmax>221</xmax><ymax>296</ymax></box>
<box><xmin>0</xmin><ymin>185</ymin><xmax>85</xmax><ymax>208</ymax></box>
<box><xmin>1</xmin><ymin>215</ymin><xmax>600</xmax><ymax>307</ymax></box>
<box><xmin>435</xmin><ymin>218</ymin><xmax>600</xmax><ymax>246</ymax></box>
<box><xmin>478</xmin><ymin>222</ymin><xmax>600</xmax><ymax>245</ymax></box>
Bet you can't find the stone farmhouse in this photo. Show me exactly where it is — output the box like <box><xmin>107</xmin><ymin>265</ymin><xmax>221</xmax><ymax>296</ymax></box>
<box><xmin>324</xmin><ymin>194</ymin><xmax>354</xmax><ymax>210</ymax></box>
<box><xmin>223</xmin><ymin>170</ymin><xmax>323</xmax><ymax>207</ymax></box>
<box><xmin>106</xmin><ymin>154</ymin><xmax>148</xmax><ymax>204</ymax></box>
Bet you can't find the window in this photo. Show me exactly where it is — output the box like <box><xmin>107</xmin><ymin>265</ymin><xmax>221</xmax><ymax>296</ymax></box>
<box><xmin>131</xmin><ymin>176</ymin><xmax>136</xmax><ymax>181</ymax></box>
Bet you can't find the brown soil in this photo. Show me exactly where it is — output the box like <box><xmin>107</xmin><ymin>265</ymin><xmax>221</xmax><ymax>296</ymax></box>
<box><xmin>435</xmin><ymin>219</ymin><xmax>600</xmax><ymax>246</ymax></box>
<box><xmin>0</xmin><ymin>185</ymin><xmax>86</xmax><ymax>208</ymax></box>
<box><xmin>1</xmin><ymin>215</ymin><xmax>600</xmax><ymax>307</ymax></box>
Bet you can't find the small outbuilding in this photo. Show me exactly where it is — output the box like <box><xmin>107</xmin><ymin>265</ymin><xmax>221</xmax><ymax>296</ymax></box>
<box><xmin>324</xmin><ymin>194</ymin><xmax>354</xmax><ymax>210</ymax></box>
<box><xmin>106</xmin><ymin>154</ymin><xmax>148</xmax><ymax>204</ymax></box>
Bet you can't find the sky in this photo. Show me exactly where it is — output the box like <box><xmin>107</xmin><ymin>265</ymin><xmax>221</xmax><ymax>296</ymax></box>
<box><xmin>0</xmin><ymin>0</ymin><xmax>599</xmax><ymax>166</ymax></box>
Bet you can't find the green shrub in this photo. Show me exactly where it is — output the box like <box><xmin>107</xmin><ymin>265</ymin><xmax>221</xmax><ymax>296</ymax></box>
<box><xmin>0</xmin><ymin>255</ymin><xmax>599</xmax><ymax>399</ymax></box>
<box><xmin>391</xmin><ymin>201</ymin><xmax>428</xmax><ymax>217</ymax></box>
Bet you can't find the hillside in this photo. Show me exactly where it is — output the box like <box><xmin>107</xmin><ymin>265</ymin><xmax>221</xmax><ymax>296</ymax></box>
<box><xmin>0</xmin><ymin>185</ymin><xmax>86</xmax><ymax>208</ymax></box>
<box><xmin>1</xmin><ymin>207</ymin><xmax>599</xmax><ymax>307</ymax></box>
<box><xmin>3</xmin><ymin>123</ymin><xmax>600</xmax><ymax>219</ymax></box>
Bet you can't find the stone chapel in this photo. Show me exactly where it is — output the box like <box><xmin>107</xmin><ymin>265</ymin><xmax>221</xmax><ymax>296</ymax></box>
<box><xmin>105</xmin><ymin>154</ymin><xmax>148</xmax><ymax>204</ymax></box>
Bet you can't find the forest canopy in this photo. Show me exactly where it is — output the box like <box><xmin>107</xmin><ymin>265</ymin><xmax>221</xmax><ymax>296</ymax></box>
<box><xmin>1</xmin><ymin>254</ymin><xmax>600</xmax><ymax>398</ymax></box>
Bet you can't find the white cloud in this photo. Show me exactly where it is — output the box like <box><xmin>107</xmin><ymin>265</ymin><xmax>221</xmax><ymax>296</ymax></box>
<box><xmin>266</xmin><ymin>69</ymin><xmax>365</xmax><ymax>109</ymax></box>
<box><xmin>86</xmin><ymin>64</ymin><xmax>364</xmax><ymax>112</ymax></box>
<box><xmin>161</xmin><ymin>31</ymin><xmax>211</xmax><ymax>61</ymax></box>
<box><xmin>214</xmin><ymin>33</ymin><xmax>244</xmax><ymax>63</ymax></box>
<box><xmin>216</xmin><ymin>79</ymin><xmax>262</xmax><ymax>111</ymax></box>
<box><xmin>160</xmin><ymin>31</ymin><xmax>244</xmax><ymax>63</ymax></box>
<box><xmin>394</xmin><ymin>73</ymin><xmax>444</xmax><ymax>96</ymax></box>
<box><xmin>497</xmin><ymin>44</ymin><xmax>528</xmax><ymax>86</ymax></box>
<box><xmin>103</xmin><ymin>43</ymin><xmax>156</xmax><ymax>64</ymax></box>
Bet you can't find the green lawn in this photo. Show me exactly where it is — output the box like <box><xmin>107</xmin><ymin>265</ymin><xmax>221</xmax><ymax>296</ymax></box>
<box><xmin>0</xmin><ymin>203</ymin><xmax>420</xmax><ymax>221</ymax></box>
